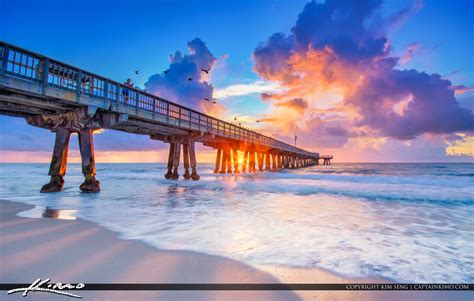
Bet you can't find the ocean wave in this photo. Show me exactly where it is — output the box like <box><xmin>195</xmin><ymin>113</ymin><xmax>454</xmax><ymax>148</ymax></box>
<box><xmin>1</xmin><ymin>163</ymin><xmax>473</xmax><ymax>283</ymax></box>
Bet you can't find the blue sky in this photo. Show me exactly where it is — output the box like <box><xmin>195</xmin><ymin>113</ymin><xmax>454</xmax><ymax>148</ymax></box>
<box><xmin>1</xmin><ymin>0</ymin><xmax>473</xmax><ymax>162</ymax></box>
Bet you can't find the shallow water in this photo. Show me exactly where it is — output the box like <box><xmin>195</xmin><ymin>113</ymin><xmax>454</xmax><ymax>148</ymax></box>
<box><xmin>1</xmin><ymin>163</ymin><xmax>473</xmax><ymax>283</ymax></box>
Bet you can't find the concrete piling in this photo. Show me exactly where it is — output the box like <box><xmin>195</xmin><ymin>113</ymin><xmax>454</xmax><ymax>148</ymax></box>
<box><xmin>214</xmin><ymin>148</ymin><xmax>222</xmax><ymax>174</ymax></box>
<box><xmin>165</xmin><ymin>142</ymin><xmax>175</xmax><ymax>179</ymax></box>
<box><xmin>233</xmin><ymin>149</ymin><xmax>240</xmax><ymax>173</ymax></box>
<box><xmin>78</xmin><ymin>128</ymin><xmax>100</xmax><ymax>192</ymax></box>
<box><xmin>40</xmin><ymin>128</ymin><xmax>71</xmax><ymax>193</ymax></box>
<box><xmin>183</xmin><ymin>143</ymin><xmax>191</xmax><ymax>180</ymax></box>
<box><xmin>171</xmin><ymin>141</ymin><xmax>181</xmax><ymax>180</ymax></box>
<box><xmin>189</xmin><ymin>141</ymin><xmax>200</xmax><ymax>180</ymax></box>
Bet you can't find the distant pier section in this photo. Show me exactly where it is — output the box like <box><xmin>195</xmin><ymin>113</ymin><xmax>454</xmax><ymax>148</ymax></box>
<box><xmin>0</xmin><ymin>42</ymin><xmax>332</xmax><ymax>193</ymax></box>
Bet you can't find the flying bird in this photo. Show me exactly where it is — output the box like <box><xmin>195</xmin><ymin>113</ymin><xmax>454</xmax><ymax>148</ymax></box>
<box><xmin>135</xmin><ymin>70</ymin><xmax>139</xmax><ymax>75</ymax></box>
<box><xmin>200</xmin><ymin>68</ymin><xmax>210</xmax><ymax>74</ymax></box>
<box><xmin>164</xmin><ymin>69</ymin><xmax>169</xmax><ymax>74</ymax></box>
<box><xmin>203</xmin><ymin>98</ymin><xmax>210</xmax><ymax>101</ymax></box>
<box><xmin>188</xmin><ymin>77</ymin><xmax>193</xmax><ymax>81</ymax></box>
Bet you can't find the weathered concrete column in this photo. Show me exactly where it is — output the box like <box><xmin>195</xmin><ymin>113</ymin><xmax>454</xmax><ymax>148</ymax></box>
<box><xmin>225</xmin><ymin>148</ymin><xmax>232</xmax><ymax>174</ymax></box>
<box><xmin>189</xmin><ymin>141</ymin><xmax>200</xmax><ymax>180</ymax></box>
<box><xmin>220</xmin><ymin>147</ymin><xmax>228</xmax><ymax>174</ymax></box>
<box><xmin>214</xmin><ymin>148</ymin><xmax>222</xmax><ymax>173</ymax></box>
<box><xmin>249</xmin><ymin>151</ymin><xmax>256</xmax><ymax>172</ymax></box>
<box><xmin>233</xmin><ymin>149</ymin><xmax>240</xmax><ymax>173</ymax></box>
<box><xmin>165</xmin><ymin>142</ymin><xmax>175</xmax><ymax>179</ymax></box>
<box><xmin>242</xmin><ymin>151</ymin><xmax>249</xmax><ymax>172</ymax></box>
<box><xmin>265</xmin><ymin>153</ymin><xmax>270</xmax><ymax>170</ymax></box>
<box><xmin>257</xmin><ymin>153</ymin><xmax>264</xmax><ymax>171</ymax></box>
<box><xmin>171</xmin><ymin>141</ymin><xmax>181</xmax><ymax>179</ymax></box>
<box><xmin>279</xmin><ymin>155</ymin><xmax>283</xmax><ymax>169</ymax></box>
<box><xmin>183</xmin><ymin>143</ymin><xmax>191</xmax><ymax>180</ymax></box>
<box><xmin>78</xmin><ymin>128</ymin><xmax>100</xmax><ymax>192</ymax></box>
<box><xmin>41</xmin><ymin>128</ymin><xmax>71</xmax><ymax>193</ymax></box>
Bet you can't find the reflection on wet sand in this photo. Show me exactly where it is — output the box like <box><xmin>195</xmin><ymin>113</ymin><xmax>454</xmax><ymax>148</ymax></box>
<box><xmin>42</xmin><ymin>207</ymin><xmax>77</xmax><ymax>220</ymax></box>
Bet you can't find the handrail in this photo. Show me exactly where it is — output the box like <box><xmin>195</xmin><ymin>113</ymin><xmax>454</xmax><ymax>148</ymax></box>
<box><xmin>0</xmin><ymin>41</ymin><xmax>318</xmax><ymax>157</ymax></box>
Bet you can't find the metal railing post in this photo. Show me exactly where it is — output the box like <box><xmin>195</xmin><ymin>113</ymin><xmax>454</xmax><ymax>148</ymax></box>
<box><xmin>76</xmin><ymin>70</ymin><xmax>82</xmax><ymax>99</ymax></box>
<box><xmin>104</xmin><ymin>80</ymin><xmax>109</xmax><ymax>100</ymax></box>
<box><xmin>1</xmin><ymin>44</ymin><xmax>9</xmax><ymax>75</ymax></box>
<box><xmin>41</xmin><ymin>59</ymin><xmax>49</xmax><ymax>84</ymax></box>
<box><xmin>41</xmin><ymin>58</ymin><xmax>49</xmax><ymax>94</ymax></box>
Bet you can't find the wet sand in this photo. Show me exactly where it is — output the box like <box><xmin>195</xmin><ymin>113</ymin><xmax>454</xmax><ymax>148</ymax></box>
<box><xmin>0</xmin><ymin>199</ymin><xmax>471</xmax><ymax>300</ymax></box>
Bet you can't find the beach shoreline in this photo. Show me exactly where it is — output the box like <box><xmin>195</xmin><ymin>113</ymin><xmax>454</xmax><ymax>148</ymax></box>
<box><xmin>0</xmin><ymin>199</ymin><xmax>472</xmax><ymax>301</ymax></box>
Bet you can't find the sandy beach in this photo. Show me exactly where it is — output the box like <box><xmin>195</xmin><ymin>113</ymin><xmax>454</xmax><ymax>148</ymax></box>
<box><xmin>0</xmin><ymin>199</ymin><xmax>472</xmax><ymax>301</ymax></box>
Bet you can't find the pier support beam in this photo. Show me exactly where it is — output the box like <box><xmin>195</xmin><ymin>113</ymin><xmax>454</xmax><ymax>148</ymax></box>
<box><xmin>249</xmin><ymin>151</ymin><xmax>256</xmax><ymax>173</ymax></box>
<box><xmin>78</xmin><ymin>128</ymin><xmax>100</xmax><ymax>192</ymax></box>
<box><xmin>233</xmin><ymin>149</ymin><xmax>240</xmax><ymax>173</ymax></box>
<box><xmin>265</xmin><ymin>153</ymin><xmax>270</xmax><ymax>170</ymax></box>
<box><xmin>225</xmin><ymin>148</ymin><xmax>232</xmax><ymax>174</ymax></box>
<box><xmin>214</xmin><ymin>149</ymin><xmax>222</xmax><ymax>173</ymax></box>
<box><xmin>242</xmin><ymin>151</ymin><xmax>249</xmax><ymax>172</ymax></box>
<box><xmin>189</xmin><ymin>141</ymin><xmax>200</xmax><ymax>180</ymax></box>
<box><xmin>220</xmin><ymin>147</ymin><xmax>228</xmax><ymax>174</ymax></box>
<box><xmin>171</xmin><ymin>141</ymin><xmax>181</xmax><ymax>179</ymax></box>
<box><xmin>165</xmin><ymin>142</ymin><xmax>175</xmax><ymax>179</ymax></box>
<box><xmin>41</xmin><ymin>128</ymin><xmax>71</xmax><ymax>193</ymax></box>
<box><xmin>183</xmin><ymin>143</ymin><xmax>191</xmax><ymax>180</ymax></box>
<box><xmin>257</xmin><ymin>153</ymin><xmax>264</xmax><ymax>171</ymax></box>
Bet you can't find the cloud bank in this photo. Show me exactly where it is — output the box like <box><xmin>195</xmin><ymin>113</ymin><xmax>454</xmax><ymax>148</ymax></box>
<box><xmin>145</xmin><ymin>38</ymin><xmax>219</xmax><ymax>113</ymax></box>
<box><xmin>252</xmin><ymin>0</ymin><xmax>474</xmax><ymax>146</ymax></box>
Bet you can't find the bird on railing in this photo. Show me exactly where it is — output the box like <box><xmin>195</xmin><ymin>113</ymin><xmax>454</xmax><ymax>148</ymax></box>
<box><xmin>200</xmin><ymin>68</ymin><xmax>210</xmax><ymax>74</ymax></box>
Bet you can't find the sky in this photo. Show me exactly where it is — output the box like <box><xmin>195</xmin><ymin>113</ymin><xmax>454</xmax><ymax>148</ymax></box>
<box><xmin>0</xmin><ymin>0</ymin><xmax>473</xmax><ymax>163</ymax></box>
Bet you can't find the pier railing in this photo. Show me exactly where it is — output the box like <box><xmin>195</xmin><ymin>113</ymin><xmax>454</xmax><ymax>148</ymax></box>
<box><xmin>0</xmin><ymin>41</ymin><xmax>316</xmax><ymax>157</ymax></box>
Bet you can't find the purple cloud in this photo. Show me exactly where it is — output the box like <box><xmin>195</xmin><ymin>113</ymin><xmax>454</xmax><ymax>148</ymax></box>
<box><xmin>274</xmin><ymin>98</ymin><xmax>308</xmax><ymax>113</ymax></box>
<box><xmin>253</xmin><ymin>0</ymin><xmax>474</xmax><ymax>141</ymax></box>
<box><xmin>145</xmin><ymin>38</ymin><xmax>217</xmax><ymax>110</ymax></box>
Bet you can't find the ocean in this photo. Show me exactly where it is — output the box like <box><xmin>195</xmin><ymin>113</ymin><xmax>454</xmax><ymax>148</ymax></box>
<box><xmin>0</xmin><ymin>163</ymin><xmax>473</xmax><ymax>283</ymax></box>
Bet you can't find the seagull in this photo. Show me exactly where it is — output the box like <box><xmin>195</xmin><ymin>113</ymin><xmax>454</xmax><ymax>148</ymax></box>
<box><xmin>164</xmin><ymin>69</ymin><xmax>169</xmax><ymax>74</ymax></box>
<box><xmin>188</xmin><ymin>77</ymin><xmax>193</xmax><ymax>81</ymax></box>
<box><xmin>135</xmin><ymin>70</ymin><xmax>139</xmax><ymax>75</ymax></box>
<box><xmin>201</xmin><ymin>68</ymin><xmax>210</xmax><ymax>74</ymax></box>
<box><xmin>212</xmin><ymin>101</ymin><xmax>217</xmax><ymax>104</ymax></box>
<box><xmin>234</xmin><ymin>117</ymin><xmax>237</xmax><ymax>121</ymax></box>
<box><xmin>203</xmin><ymin>98</ymin><xmax>210</xmax><ymax>101</ymax></box>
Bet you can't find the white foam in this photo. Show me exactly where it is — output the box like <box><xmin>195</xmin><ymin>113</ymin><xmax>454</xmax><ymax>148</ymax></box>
<box><xmin>1</xmin><ymin>163</ymin><xmax>473</xmax><ymax>282</ymax></box>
